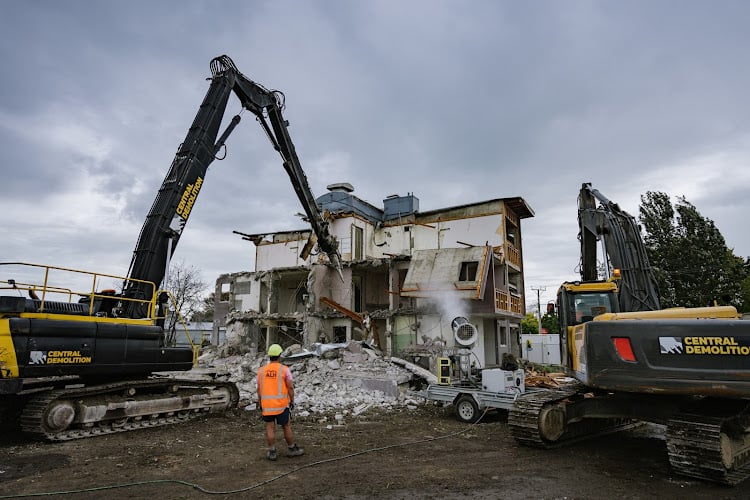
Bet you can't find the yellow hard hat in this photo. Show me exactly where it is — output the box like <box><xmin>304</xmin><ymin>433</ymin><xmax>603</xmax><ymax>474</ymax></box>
<box><xmin>268</xmin><ymin>344</ymin><xmax>283</xmax><ymax>357</ymax></box>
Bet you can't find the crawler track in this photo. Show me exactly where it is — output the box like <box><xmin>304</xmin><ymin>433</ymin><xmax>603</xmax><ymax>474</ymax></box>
<box><xmin>18</xmin><ymin>378</ymin><xmax>239</xmax><ymax>441</ymax></box>
<box><xmin>667</xmin><ymin>413</ymin><xmax>750</xmax><ymax>485</ymax></box>
<box><xmin>508</xmin><ymin>384</ymin><xmax>636</xmax><ymax>448</ymax></box>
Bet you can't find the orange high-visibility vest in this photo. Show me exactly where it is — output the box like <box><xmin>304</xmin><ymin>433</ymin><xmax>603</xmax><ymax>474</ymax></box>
<box><xmin>258</xmin><ymin>362</ymin><xmax>291</xmax><ymax>416</ymax></box>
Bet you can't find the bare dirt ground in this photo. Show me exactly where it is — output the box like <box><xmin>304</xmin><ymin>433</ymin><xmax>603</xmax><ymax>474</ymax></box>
<box><xmin>1</xmin><ymin>404</ymin><xmax>747</xmax><ymax>500</ymax></box>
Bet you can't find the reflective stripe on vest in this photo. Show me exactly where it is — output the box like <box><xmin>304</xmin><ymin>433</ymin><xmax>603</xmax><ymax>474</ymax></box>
<box><xmin>259</xmin><ymin>362</ymin><xmax>290</xmax><ymax>416</ymax></box>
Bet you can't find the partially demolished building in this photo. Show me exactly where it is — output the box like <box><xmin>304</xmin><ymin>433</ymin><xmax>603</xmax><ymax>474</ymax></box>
<box><xmin>213</xmin><ymin>183</ymin><xmax>533</xmax><ymax>371</ymax></box>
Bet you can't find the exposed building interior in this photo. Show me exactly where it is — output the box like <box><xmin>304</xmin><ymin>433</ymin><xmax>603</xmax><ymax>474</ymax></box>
<box><xmin>213</xmin><ymin>183</ymin><xmax>533</xmax><ymax>372</ymax></box>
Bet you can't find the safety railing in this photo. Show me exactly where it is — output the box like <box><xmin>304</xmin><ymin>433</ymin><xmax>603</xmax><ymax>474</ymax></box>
<box><xmin>0</xmin><ymin>262</ymin><xmax>157</xmax><ymax>320</ymax></box>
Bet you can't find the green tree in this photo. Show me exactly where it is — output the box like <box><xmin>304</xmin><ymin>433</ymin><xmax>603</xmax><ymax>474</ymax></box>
<box><xmin>741</xmin><ymin>258</ymin><xmax>750</xmax><ymax>313</ymax></box>
<box><xmin>521</xmin><ymin>313</ymin><xmax>539</xmax><ymax>335</ymax></box>
<box><xmin>639</xmin><ymin>192</ymin><xmax>747</xmax><ymax>310</ymax></box>
<box><xmin>541</xmin><ymin>312</ymin><xmax>560</xmax><ymax>335</ymax></box>
<box><xmin>731</xmin><ymin>257</ymin><xmax>750</xmax><ymax>313</ymax></box>
<box><xmin>639</xmin><ymin>191</ymin><xmax>678</xmax><ymax>306</ymax></box>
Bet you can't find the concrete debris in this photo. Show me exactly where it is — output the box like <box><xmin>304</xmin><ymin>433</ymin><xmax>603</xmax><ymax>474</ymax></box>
<box><xmin>352</xmin><ymin>403</ymin><xmax>371</xmax><ymax>416</ymax></box>
<box><xmin>342</xmin><ymin>351</ymin><xmax>368</xmax><ymax>363</ymax></box>
<box><xmin>284</xmin><ymin>341</ymin><xmax>380</xmax><ymax>359</ymax></box>
<box><xmin>198</xmin><ymin>340</ymin><xmax>427</xmax><ymax>417</ymax></box>
<box><xmin>388</xmin><ymin>356</ymin><xmax>438</xmax><ymax>385</ymax></box>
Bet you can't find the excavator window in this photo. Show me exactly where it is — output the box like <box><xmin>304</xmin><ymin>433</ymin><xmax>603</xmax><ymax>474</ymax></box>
<box><xmin>571</xmin><ymin>293</ymin><xmax>615</xmax><ymax>326</ymax></box>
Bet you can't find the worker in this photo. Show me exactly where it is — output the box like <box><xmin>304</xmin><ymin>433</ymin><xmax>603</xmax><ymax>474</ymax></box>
<box><xmin>257</xmin><ymin>343</ymin><xmax>305</xmax><ymax>461</ymax></box>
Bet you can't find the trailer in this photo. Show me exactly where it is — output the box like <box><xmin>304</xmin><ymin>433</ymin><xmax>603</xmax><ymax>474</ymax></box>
<box><xmin>418</xmin><ymin>367</ymin><xmax>530</xmax><ymax>423</ymax></box>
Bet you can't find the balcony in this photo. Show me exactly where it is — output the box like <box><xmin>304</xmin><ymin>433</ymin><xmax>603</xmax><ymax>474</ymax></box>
<box><xmin>504</xmin><ymin>242</ymin><xmax>521</xmax><ymax>269</ymax></box>
<box><xmin>495</xmin><ymin>289</ymin><xmax>523</xmax><ymax>315</ymax></box>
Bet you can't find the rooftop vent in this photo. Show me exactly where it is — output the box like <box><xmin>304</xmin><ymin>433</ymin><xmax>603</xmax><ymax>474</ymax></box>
<box><xmin>326</xmin><ymin>182</ymin><xmax>354</xmax><ymax>193</ymax></box>
<box><xmin>383</xmin><ymin>192</ymin><xmax>419</xmax><ymax>220</ymax></box>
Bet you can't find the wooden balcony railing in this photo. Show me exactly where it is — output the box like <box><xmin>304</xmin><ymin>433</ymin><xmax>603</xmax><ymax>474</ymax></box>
<box><xmin>495</xmin><ymin>289</ymin><xmax>523</xmax><ymax>315</ymax></box>
<box><xmin>504</xmin><ymin>242</ymin><xmax>521</xmax><ymax>268</ymax></box>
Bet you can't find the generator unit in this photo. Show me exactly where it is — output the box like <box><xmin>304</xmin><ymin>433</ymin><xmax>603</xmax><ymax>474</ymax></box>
<box><xmin>481</xmin><ymin>368</ymin><xmax>525</xmax><ymax>394</ymax></box>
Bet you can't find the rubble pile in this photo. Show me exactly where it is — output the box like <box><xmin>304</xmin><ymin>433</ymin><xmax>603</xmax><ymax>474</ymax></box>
<box><xmin>198</xmin><ymin>341</ymin><xmax>426</xmax><ymax>418</ymax></box>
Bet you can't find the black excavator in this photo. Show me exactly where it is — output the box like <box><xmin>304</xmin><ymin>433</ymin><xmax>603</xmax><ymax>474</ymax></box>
<box><xmin>0</xmin><ymin>55</ymin><xmax>342</xmax><ymax>441</ymax></box>
<box><xmin>509</xmin><ymin>182</ymin><xmax>750</xmax><ymax>485</ymax></box>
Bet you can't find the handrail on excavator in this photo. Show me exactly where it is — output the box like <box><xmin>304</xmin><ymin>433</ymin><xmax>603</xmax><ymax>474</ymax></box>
<box><xmin>0</xmin><ymin>262</ymin><xmax>158</xmax><ymax>319</ymax></box>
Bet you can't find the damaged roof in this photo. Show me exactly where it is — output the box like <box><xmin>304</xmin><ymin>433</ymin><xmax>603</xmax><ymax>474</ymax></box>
<box><xmin>415</xmin><ymin>196</ymin><xmax>534</xmax><ymax>221</ymax></box>
<box><xmin>400</xmin><ymin>246</ymin><xmax>492</xmax><ymax>300</ymax></box>
<box><xmin>234</xmin><ymin>191</ymin><xmax>534</xmax><ymax>244</ymax></box>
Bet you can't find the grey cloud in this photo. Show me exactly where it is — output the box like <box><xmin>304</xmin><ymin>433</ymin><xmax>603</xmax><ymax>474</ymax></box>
<box><xmin>2</xmin><ymin>0</ymin><xmax>750</xmax><ymax>295</ymax></box>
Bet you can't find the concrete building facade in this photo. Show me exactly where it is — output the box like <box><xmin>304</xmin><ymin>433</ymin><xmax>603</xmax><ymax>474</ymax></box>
<box><xmin>213</xmin><ymin>184</ymin><xmax>533</xmax><ymax>370</ymax></box>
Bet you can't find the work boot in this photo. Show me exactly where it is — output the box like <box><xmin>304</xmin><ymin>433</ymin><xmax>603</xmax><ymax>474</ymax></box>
<box><xmin>266</xmin><ymin>448</ymin><xmax>277</xmax><ymax>461</ymax></box>
<box><xmin>287</xmin><ymin>444</ymin><xmax>305</xmax><ymax>457</ymax></box>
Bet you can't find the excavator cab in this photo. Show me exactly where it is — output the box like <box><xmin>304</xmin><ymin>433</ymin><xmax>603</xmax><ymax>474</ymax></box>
<box><xmin>571</xmin><ymin>291</ymin><xmax>616</xmax><ymax>324</ymax></box>
<box><xmin>557</xmin><ymin>280</ymin><xmax>619</xmax><ymax>326</ymax></box>
<box><xmin>556</xmin><ymin>280</ymin><xmax>619</xmax><ymax>372</ymax></box>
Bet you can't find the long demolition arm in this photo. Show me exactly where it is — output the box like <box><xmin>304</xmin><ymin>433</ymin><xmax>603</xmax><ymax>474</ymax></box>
<box><xmin>577</xmin><ymin>182</ymin><xmax>660</xmax><ymax>312</ymax></box>
<box><xmin>214</xmin><ymin>56</ymin><xmax>342</xmax><ymax>271</ymax></box>
<box><xmin>123</xmin><ymin>55</ymin><xmax>341</xmax><ymax>316</ymax></box>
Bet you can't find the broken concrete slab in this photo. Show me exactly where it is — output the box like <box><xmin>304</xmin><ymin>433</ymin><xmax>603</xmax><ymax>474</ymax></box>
<box><xmin>342</xmin><ymin>351</ymin><xmax>368</xmax><ymax>363</ymax></box>
<box><xmin>389</xmin><ymin>356</ymin><xmax>438</xmax><ymax>385</ymax></box>
<box><xmin>337</xmin><ymin>370</ymin><xmax>411</xmax><ymax>398</ymax></box>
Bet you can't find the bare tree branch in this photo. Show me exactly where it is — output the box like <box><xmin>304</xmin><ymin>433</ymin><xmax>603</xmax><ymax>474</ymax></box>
<box><xmin>163</xmin><ymin>259</ymin><xmax>207</xmax><ymax>345</ymax></box>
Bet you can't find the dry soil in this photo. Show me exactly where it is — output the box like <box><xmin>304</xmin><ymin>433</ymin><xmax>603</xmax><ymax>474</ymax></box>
<box><xmin>1</xmin><ymin>405</ymin><xmax>747</xmax><ymax>499</ymax></box>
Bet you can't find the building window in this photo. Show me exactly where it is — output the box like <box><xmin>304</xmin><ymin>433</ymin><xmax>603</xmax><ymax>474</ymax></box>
<box><xmin>352</xmin><ymin>225</ymin><xmax>364</xmax><ymax>260</ymax></box>
<box><xmin>333</xmin><ymin>326</ymin><xmax>347</xmax><ymax>343</ymax></box>
<box><xmin>508</xmin><ymin>275</ymin><xmax>520</xmax><ymax>294</ymax></box>
<box><xmin>459</xmin><ymin>261</ymin><xmax>478</xmax><ymax>281</ymax></box>
<box><xmin>352</xmin><ymin>276</ymin><xmax>363</xmax><ymax>312</ymax></box>
<box><xmin>498</xmin><ymin>322</ymin><xmax>508</xmax><ymax>347</ymax></box>
<box><xmin>505</xmin><ymin>219</ymin><xmax>519</xmax><ymax>246</ymax></box>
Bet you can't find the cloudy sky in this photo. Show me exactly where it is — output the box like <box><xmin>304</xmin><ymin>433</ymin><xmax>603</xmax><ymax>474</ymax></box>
<box><xmin>2</xmin><ymin>1</ymin><xmax>749</xmax><ymax>307</ymax></box>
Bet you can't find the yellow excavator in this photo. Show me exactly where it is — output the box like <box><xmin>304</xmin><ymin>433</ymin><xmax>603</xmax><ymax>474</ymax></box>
<box><xmin>0</xmin><ymin>56</ymin><xmax>342</xmax><ymax>441</ymax></box>
<box><xmin>509</xmin><ymin>183</ymin><xmax>750</xmax><ymax>485</ymax></box>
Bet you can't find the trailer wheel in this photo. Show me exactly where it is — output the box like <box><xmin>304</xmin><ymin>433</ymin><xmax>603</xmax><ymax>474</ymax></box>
<box><xmin>455</xmin><ymin>395</ymin><xmax>480</xmax><ymax>423</ymax></box>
